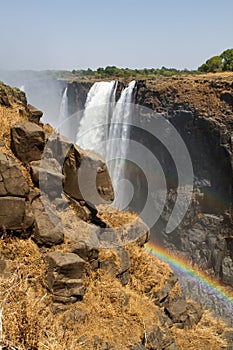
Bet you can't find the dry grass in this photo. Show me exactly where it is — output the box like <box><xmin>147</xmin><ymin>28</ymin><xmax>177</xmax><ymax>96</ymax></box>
<box><xmin>0</xmin><ymin>237</ymin><xmax>49</xmax><ymax>349</ymax></box>
<box><xmin>171</xmin><ymin>310</ymin><xmax>228</xmax><ymax>349</ymax></box>
<box><xmin>127</xmin><ymin>243</ymin><xmax>175</xmax><ymax>295</ymax></box>
<box><xmin>0</xmin><ymin>104</ymin><xmax>28</xmax><ymax>147</ymax></box>
<box><xmin>0</xmin><ymin>237</ymin><xmax>230</xmax><ymax>350</ymax></box>
<box><xmin>97</xmin><ymin>204</ymin><xmax>139</xmax><ymax>228</ymax></box>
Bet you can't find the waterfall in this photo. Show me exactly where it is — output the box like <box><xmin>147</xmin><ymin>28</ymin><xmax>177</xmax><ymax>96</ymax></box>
<box><xmin>57</xmin><ymin>87</ymin><xmax>69</xmax><ymax>137</ymax></box>
<box><xmin>106</xmin><ymin>80</ymin><xmax>136</xmax><ymax>208</ymax></box>
<box><xmin>76</xmin><ymin>81</ymin><xmax>116</xmax><ymax>156</ymax></box>
<box><xmin>76</xmin><ymin>80</ymin><xmax>136</xmax><ymax>209</ymax></box>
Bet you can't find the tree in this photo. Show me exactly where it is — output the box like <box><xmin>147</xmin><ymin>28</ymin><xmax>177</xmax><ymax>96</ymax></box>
<box><xmin>199</xmin><ymin>56</ymin><xmax>223</xmax><ymax>72</ymax></box>
<box><xmin>220</xmin><ymin>49</ymin><xmax>233</xmax><ymax>71</ymax></box>
<box><xmin>198</xmin><ymin>48</ymin><xmax>233</xmax><ymax>73</ymax></box>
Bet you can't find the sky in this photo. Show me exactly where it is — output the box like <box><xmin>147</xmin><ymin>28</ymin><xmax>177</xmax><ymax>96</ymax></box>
<box><xmin>0</xmin><ymin>0</ymin><xmax>232</xmax><ymax>71</ymax></box>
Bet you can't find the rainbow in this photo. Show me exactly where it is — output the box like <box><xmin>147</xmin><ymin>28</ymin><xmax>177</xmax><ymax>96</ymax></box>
<box><xmin>145</xmin><ymin>241</ymin><xmax>233</xmax><ymax>307</ymax></box>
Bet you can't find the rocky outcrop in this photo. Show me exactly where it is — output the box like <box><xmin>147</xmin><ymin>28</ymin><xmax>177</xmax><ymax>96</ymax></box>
<box><xmin>11</xmin><ymin>121</ymin><xmax>46</xmax><ymax>163</ymax></box>
<box><xmin>32</xmin><ymin>197</ymin><xmax>64</xmax><ymax>246</ymax></box>
<box><xmin>0</xmin><ymin>93</ymin><xmax>148</xmax><ymax>305</ymax></box>
<box><xmin>0</xmin><ymin>152</ymin><xmax>33</xmax><ymax>230</ymax></box>
<box><xmin>0</xmin><ymin>152</ymin><xmax>29</xmax><ymax>196</ymax></box>
<box><xmin>46</xmin><ymin>251</ymin><xmax>86</xmax><ymax>303</ymax></box>
<box><xmin>63</xmin><ymin>144</ymin><xmax>114</xmax><ymax>204</ymax></box>
<box><xmin>27</xmin><ymin>104</ymin><xmax>43</xmax><ymax>124</ymax></box>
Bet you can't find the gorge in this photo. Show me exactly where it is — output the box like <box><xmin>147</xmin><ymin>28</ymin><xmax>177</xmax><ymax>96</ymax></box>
<box><xmin>1</xmin><ymin>72</ymin><xmax>233</xmax><ymax>332</ymax></box>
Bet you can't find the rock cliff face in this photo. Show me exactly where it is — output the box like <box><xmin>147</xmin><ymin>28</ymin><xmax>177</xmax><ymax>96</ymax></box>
<box><xmin>0</xmin><ymin>81</ymin><xmax>232</xmax><ymax>349</ymax></box>
<box><xmin>135</xmin><ymin>74</ymin><xmax>233</xmax><ymax>289</ymax></box>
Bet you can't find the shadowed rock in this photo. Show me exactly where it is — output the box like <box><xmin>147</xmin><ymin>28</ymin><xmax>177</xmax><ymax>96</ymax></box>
<box><xmin>46</xmin><ymin>251</ymin><xmax>87</xmax><ymax>303</ymax></box>
<box><xmin>63</xmin><ymin>144</ymin><xmax>114</xmax><ymax>205</ymax></box>
<box><xmin>28</xmin><ymin>104</ymin><xmax>43</xmax><ymax>124</ymax></box>
<box><xmin>11</xmin><ymin>121</ymin><xmax>45</xmax><ymax>163</ymax></box>
<box><xmin>32</xmin><ymin>197</ymin><xmax>64</xmax><ymax>246</ymax></box>
<box><xmin>0</xmin><ymin>152</ymin><xmax>29</xmax><ymax>196</ymax></box>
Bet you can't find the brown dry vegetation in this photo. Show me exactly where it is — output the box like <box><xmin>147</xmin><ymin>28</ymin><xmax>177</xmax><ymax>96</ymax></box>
<box><xmin>97</xmin><ymin>204</ymin><xmax>139</xmax><ymax>228</ymax></box>
<box><xmin>0</xmin><ymin>238</ymin><xmax>229</xmax><ymax>350</ymax></box>
<box><xmin>172</xmin><ymin>311</ymin><xmax>228</xmax><ymax>350</ymax></box>
<box><xmin>143</xmin><ymin>72</ymin><xmax>233</xmax><ymax>120</ymax></box>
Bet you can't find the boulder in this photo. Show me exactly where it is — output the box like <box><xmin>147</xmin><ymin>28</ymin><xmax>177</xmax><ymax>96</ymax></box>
<box><xmin>44</xmin><ymin>133</ymin><xmax>72</xmax><ymax>166</ymax></box>
<box><xmin>0</xmin><ymin>152</ymin><xmax>29</xmax><ymax>196</ymax></box>
<box><xmin>46</xmin><ymin>251</ymin><xmax>87</xmax><ymax>279</ymax></box>
<box><xmin>152</xmin><ymin>273</ymin><xmax>178</xmax><ymax>306</ymax></box>
<box><xmin>146</xmin><ymin>324</ymin><xmax>177</xmax><ymax>350</ymax></box>
<box><xmin>165</xmin><ymin>299</ymin><xmax>203</xmax><ymax>328</ymax></box>
<box><xmin>28</xmin><ymin>104</ymin><xmax>43</xmax><ymax>124</ymax></box>
<box><xmin>165</xmin><ymin>299</ymin><xmax>188</xmax><ymax>325</ymax></box>
<box><xmin>62</xmin><ymin>207</ymin><xmax>100</xmax><ymax>260</ymax></box>
<box><xmin>99</xmin><ymin>246</ymin><xmax>131</xmax><ymax>284</ymax></box>
<box><xmin>32</xmin><ymin>197</ymin><xmax>64</xmax><ymax>246</ymax></box>
<box><xmin>69</xmin><ymin>239</ymin><xmax>99</xmax><ymax>262</ymax></box>
<box><xmin>46</xmin><ymin>251</ymin><xmax>87</xmax><ymax>303</ymax></box>
<box><xmin>0</xmin><ymin>197</ymin><xmax>29</xmax><ymax>230</ymax></box>
<box><xmin>11</xmin><ymin>121</ymin><xmax>45</xmax><ymax>163</ymax></box>
<box><xmin>30</xmin><ymin>158</ymin><xmax>63</xmax><ymax>198</ymax></box>
<box><xmin>63</xmin><ymin>144</ymin><xmax>114</xmax><ymax>205</ymax></box>
<box><xmin>146</xmin><ymin>325</ymin><xmax>163</xmax><ymax>349</ymax></box>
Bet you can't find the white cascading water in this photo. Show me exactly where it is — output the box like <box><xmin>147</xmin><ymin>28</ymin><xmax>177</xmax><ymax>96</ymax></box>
<box><xmin>76</xmin><ymin>80</ymin><xmax>136</xmax><ymax>209</ymax></box>
<box><xmin>106</xmin><ymin>80</ymin><xmax>136</xmax><ymax>208</ymax></box>
<box><xmin>76</xmin><ymin>81</ymin><xmax>116</xmax><ymax>156</ymax></box>
<box><xmin>57</xmin><ymin>87</ymin><xmax>68</xmax><ymax>137</ymax></box>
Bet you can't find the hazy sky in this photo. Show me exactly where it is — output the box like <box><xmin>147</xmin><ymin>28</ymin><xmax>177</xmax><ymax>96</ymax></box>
<box><xmin>0</xmin><ymin>0</ymin><xmax>232</xmax><ymax>70</ymax></box>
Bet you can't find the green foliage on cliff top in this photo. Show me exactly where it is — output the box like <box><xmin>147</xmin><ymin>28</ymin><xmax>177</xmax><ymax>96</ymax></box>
<box><xmin>21</xmin><ymin>66</ymin><xmax>196</xmax><ymax>81</ymax></box>
<box><xmin>70</xmin><ymin>65</ymin><xmax>197</xmax><ymax>79</ymax></box>
<box><xmin>198</xmin><ymin>48</ymin><xmax>233</xmax><ymax>73</ymax></box>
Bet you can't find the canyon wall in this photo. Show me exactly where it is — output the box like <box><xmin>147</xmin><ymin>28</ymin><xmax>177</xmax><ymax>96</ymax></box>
<box><xmin>66</xmin><ymin>75</ymin><xmax>233</xmax><ymax>290</ymax></box>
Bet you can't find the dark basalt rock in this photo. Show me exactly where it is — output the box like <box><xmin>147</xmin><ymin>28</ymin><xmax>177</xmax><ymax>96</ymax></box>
<box><xmin>0</xmin><ymin>152</ymin><xmax>29</xmax><ymax>196</ymax></box>
<box><xmin>0</xmin><ymin>152</ymin><xmax>33</xmax><ymax>231</ymax></box>
<box><xmin>0</xmin><ymin>197</ymin><xmax>26</xmax><ymax>230</ymax></box>
<box><xmin>28</xmin><ymin>104</ymin><xmax>43</xmax><ymax>124</ymax></box>
<box><xmin>30</xmin><ymin>158</ymin><xmax>64</xmax><ymax>198</ymax></box>
<box><xmin>165</xmin><ymin>299</ymin><xmax>203</xmax><ymax>328</ymax></box>
<box><xmin>46</xmin><ymin>251</ymin><xmax>87</xmax><ymax>303</ymax></box>
<box><xmin>32</xmin><ymin>197</ymin><xmax>64</xmax><ymax>246</ymax></box>
<box><xmin>63</xmin><ymin>144</ymin><xmax>114</xmax><ymax>205</ymax></box>
<box><xmin>11</xmin><ymin>121</ymin><xmax>46</xmax><ymax>164</ymax></box>
<box><xmin>99</xmin><ymin>246</ymin><xmax>131</xmax><ymax>284</ymax></box>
